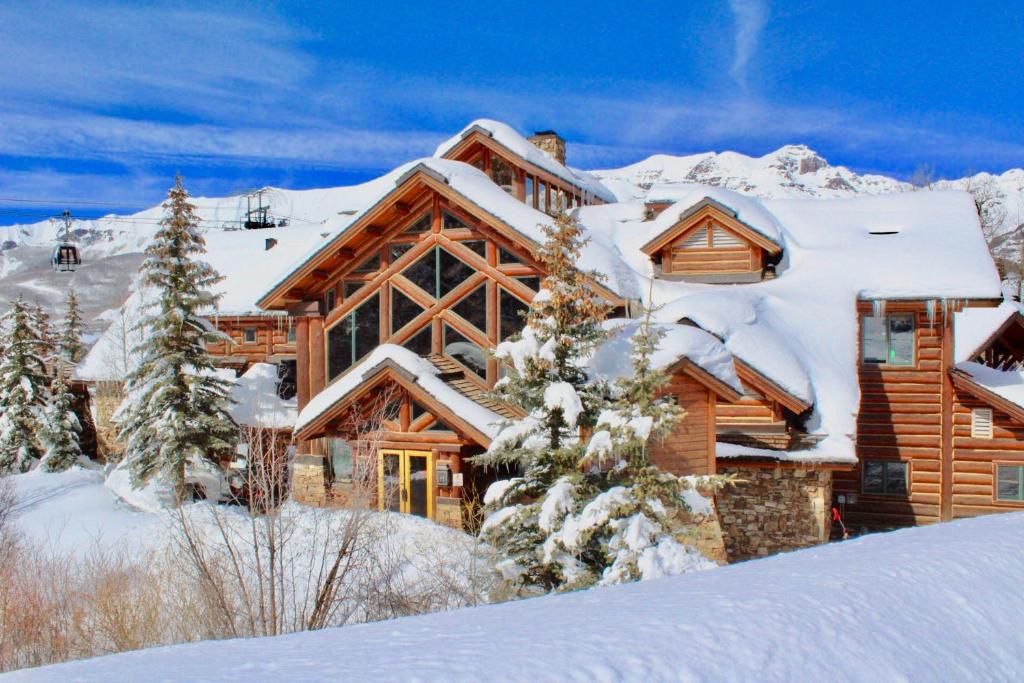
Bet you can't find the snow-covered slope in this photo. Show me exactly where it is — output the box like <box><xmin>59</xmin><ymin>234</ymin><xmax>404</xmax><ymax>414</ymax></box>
<box><xmin>8</xmin><ymin>511</ymin><xmax>1024</xmax><ymax>682</ymax></box>
<box><xmin>0</xmin><ymin>177</ymin><xmax>395</xmax><ymax>328</ymax></box>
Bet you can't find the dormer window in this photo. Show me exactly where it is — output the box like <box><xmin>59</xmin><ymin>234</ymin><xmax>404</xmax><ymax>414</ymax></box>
<box><xmin>639</xmin><ymin>199</ymin><xmax>782</xmax><ymax>284</ymax></box>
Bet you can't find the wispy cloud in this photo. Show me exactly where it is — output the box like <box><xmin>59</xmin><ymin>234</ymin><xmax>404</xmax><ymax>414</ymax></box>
<box><xmin>0</xmin><ymin>0</ymin><xmax>1019</xmax><ymax>222</ymax></box>
<box><xmin>727</xmin><ymin>0</ymin><xmax>769</xmax><ymax>91</ymax></box>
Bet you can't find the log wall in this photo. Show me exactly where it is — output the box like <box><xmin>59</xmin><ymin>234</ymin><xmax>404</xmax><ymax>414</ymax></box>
<box><xmin>837</xmin><ymin>302</ymin><xmax>945</xmax><ymax>529</ymax></box>
<box><xmin>950</xmin><ymin>390</ymin><xmax>1024</xmax><ymax>518</ymax></box>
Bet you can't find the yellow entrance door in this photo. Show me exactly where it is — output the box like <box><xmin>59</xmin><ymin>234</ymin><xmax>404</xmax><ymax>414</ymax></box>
<box><xmin>378</xmin><ymin>449</ymin><xmax>433</xmax><ymax>519</ymax></box>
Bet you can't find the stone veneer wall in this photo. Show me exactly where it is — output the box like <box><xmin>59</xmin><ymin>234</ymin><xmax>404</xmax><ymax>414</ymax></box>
<box><xmin>674</xmin><ymin>485</ymin><xmax>729</xmax><ymax>565</ymax></box>
<box><xmin>716</xmin><ymin>464</ymin><xmax>832</xmax><ymax>562</ymax></box>
<box><xmin>292</xmin><ymin>455</ymin><xmax>328</xmax><ymax>507</ymax></box>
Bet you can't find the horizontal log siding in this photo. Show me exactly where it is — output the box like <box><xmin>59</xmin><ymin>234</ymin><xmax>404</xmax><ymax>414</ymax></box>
<box><xmin>207</xmin><ymin>318</ymin><xmax>295</xmax><ymax>364</ymax></box>
<box><xmin>839</xmin><ymin>303</ymin><xmax>945</xmax><ymax>529</ymax></box>
<box><xmin>717</xmin><ymin>395</ymin><xmax>776</xmax><ymax>425</ymax></box>
<box><xmin>650</xmin><ymin>374</ymin><xmax>714</xmax><ymax>476</ymax></box>
<box><xmin>950</xmin><ymin>390</ymin><xmax>1024</xmax><ymax>517</ymax></box>
<box><xmin>667</xmin><ymin>245</ymin><xmax>761</xmax><ymax>275</ymax></box>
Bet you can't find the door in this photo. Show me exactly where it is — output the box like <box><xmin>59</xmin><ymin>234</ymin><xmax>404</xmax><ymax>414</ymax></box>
<box><xmin>378</xmin><ymin>449</ymin><xmax>433</xmax><ymax>519</ymax></box>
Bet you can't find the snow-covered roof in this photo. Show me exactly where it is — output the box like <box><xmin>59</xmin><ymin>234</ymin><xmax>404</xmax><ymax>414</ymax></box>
<box><xmin>229</xmin><ymin>363</ymin><xmax>296</xmax><ymax>429</ymax></box>
<box><xmin>955</xmin><ymin>301</ymin><xmax>1022</xmax><ymax>363</ymax></box>
<box><xmin>74</xmin><ymin>225</ymin><xmax>328</xmax><ymax>383</ymax></box>
<box><xmin>588</xmin><ymin>320</ymin><xmax>743</xmax><ymax>396</ymax></box>
<box><xmin>639</xmin><ymin>186</ymin><xmax>785</xmax><ymax>248</ymax></box>
<box><xmin>955</xmin><ymin>361</ymin><xmax>1024</xmax><ymax>413</ymax></box>
<box><xmin>573</xmin><ymin>188</ymin><xmax>1003</xmax><ymax>463</ymax></box>
<box><xmin>294</xmin><ymin>345</ymin><xmax>503</xmax><ymax>442</ymax></box>
<box><xmin>433</xmin><ymin>119</ymin><xmax>616</xmax><ymax>203</ymax></box>
<box><xmin>260</xmin><ymin>158</ymin><xmax>643</xmax><ymax>304</ymax></box>
<box><xmin>203</xmin><ymin>225</ymin><xmax>329</xmax><ymax>316</ymax></box>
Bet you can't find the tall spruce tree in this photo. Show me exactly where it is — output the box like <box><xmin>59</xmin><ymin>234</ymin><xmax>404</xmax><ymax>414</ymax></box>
<box><xmin>40</xmin><ymin>372</ymin><xmax>84</xmax><ymax>472</ymax></box>
<box><xmin>116</xmin><ymin>175</ymin><xmax>237</xmax><ymax>504</ymax></box>
<box><xmin>59</xmin><ymin>290</ymin><xmax>86</xmax><ymax>364</ymax></box>
<box><xmin>475</xmin><ymin>209</ymin><xmax>612</xmax><ymax>593</ymax></box>
<box><xmin>32</xmin><ymin>302</ymin><xmax>57</xmax><ymax>373</ymax></box>
<box><xmin>0</xmin><ymin>297</ymin><xmax>49</xmax><ymax>472</ymax></box>
<box><xmin>541</xmin><ymin>301</ymin><xmax>718</xmax><ymax>588</ymax></box>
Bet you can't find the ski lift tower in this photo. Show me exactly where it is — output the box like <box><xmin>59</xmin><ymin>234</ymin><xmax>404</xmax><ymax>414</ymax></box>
<box><xmin>244</xmin><ymin>189</ymin><xmax>274</xmax><ymax>229</ymax></box>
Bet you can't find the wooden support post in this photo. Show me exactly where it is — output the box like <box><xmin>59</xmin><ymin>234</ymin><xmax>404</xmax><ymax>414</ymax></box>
<box><xmin>296</xmin><ymin>317</ymin><xmax>311</xmax><ymax>411</ymax></box>
<box><xmin>309</xmin><ymin>316</ymin><xmax>326</xmax><ymax>399</ymax></box>
<box><xmin>940</xmin><ymin>309</ymin><xmax>954</xmax><ymax>521</ymax></box>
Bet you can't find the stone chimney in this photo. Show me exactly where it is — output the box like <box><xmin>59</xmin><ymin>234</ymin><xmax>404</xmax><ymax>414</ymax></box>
<box><xmin>528</xmin><ymin>130</ymin><xmax>566</xmax><ymax>165</ymax></box>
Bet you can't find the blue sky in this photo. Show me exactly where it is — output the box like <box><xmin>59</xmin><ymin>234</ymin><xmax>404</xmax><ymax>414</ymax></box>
<box><xmin>1</xmin><ymin>0</ymin><xmax>1022</xmax><ymax>223</ymax></box>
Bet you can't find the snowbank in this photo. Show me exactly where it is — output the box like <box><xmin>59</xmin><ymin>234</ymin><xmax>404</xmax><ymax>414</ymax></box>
<box><xmin>11</xmin><ymin>511</ymin><xmax>1024</xmax><ymax>682</ymax></box>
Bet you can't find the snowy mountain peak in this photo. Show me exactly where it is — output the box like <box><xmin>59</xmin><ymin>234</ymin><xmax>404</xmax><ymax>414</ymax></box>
<box><xmin>593</xmin><ymin>145</ymin><xmax>909</xmax><ymax>200</ymax></box>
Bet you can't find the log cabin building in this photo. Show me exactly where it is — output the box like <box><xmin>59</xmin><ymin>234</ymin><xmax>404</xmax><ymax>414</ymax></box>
<box><xmin>75</xmin><ymin>119</ymin><xmax>1024</xmax><ymax>561</ymax></box>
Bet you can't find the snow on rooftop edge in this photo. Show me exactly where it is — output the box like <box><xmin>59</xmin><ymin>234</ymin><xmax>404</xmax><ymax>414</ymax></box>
<box><xmin>956</xmin><ymin>361</ymin><xmax>1024</xmax><ymax>411</ymax></box>
<box><xmin>15</xmin><ymin>511</ymin><xmax>1024</xmax><ymax>682</ymax></box>
<box><xmin>432</xmin><ymin>119</ymin><xmax>616</xmax><ymax>203</ymax></box>
<box><xmin>294</xmin><ymin>345</ymin><xmax>503</xmax><ymax>439</ymax></box>
<box><xmin>955</xmin><ymin>301</ymin><xmax>1021</xmax><ymax>363</ymax></box>
<box><xmin>590</xmin><ymin>320</ymin><xmax>742</xmax><ymax>395</ymax></box>
<box><xmin>258</xmin><ymin>158</ymin><xmax>644</xmax><ymax>305</ymax></box>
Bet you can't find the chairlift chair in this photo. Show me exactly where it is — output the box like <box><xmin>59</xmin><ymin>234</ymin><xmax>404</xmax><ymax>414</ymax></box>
<box><xmin>52</xmin><ymin>243</ymin><xmax>81</xmax><ymax>272</ymax></box>
<box><xmin>51</xmin><ymin>210</ymin><xmax>81</xmax><ymax>272</ymax></box>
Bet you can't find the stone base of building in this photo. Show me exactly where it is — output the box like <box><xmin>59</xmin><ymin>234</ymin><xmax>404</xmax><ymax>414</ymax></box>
<box><xmin>292</xmin><ymin>454</ymin><xmax>328</xmax><ymax>507</ymax></box>
<box><xmin>716</xmin><ymin>464</ymin><xmax>832</xmax><ymax>562</ymax></box>
<box><xmin>673</xmin><ymin>484</ymin><xmax>729</xmax><ymax>565</ymax></box>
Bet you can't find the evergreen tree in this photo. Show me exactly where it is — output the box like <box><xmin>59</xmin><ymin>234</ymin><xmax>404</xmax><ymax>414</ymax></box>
<box><xmin>541</xmin><ymin>301</ymin><xmax>718</xmax><ymax>588</ymax></box>
<box><xmin>32</xmin><ymin>302</ymin><xmax>57</xmax><ymax>376</ymax></box>
<box><xmin>116</xmin><ymin>175</ymin><xmax>237</xmax><ymax>504</ymax></box>
<box><xmin>40</xmin><ymin>372</ymin><xmax>84</xmax><ymax>472</ymax></box>
<box><xmin>59</xmin><ymin>290</ymin><xmax>86</xmax><ymax>364</ymax></box>
<box><xmin>475</xmin><ymin>209</ymin><xmax>612</xmax><ymax>593</ymax></box>
<box><xmin>0</xmin><ymin>297</ymin><xmax>49</xmax><ymax>472</ymax></box>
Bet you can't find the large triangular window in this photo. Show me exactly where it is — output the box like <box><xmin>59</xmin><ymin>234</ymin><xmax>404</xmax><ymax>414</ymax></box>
<box><xmin>438</xmin><ymin>248</ymin><xmax>474</xmax><ymax>298</ymax></box>
<box><xmin>403</xmin><ymin>247</ymin><xmax>437</xmax><ymax>297</ymax></box>
<box><xmin>452</xmin><ymin>284</ymin><xmax>487</xmax><ymax>334</ymax></box>
<box><xmin>391</xmin><ymin>286</ymin><xmax>425</xmax><ymax>334</ymax></box>
<box><xmin>443</xmin><ymin>211</ymin><xmax>469</xmax><ymax>230</ymax></box>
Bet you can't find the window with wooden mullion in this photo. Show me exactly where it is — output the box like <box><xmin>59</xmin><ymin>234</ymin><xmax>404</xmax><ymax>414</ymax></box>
<box><xmin>441</xmin><ymin>308</ymin><xmax>491</xmax><ymax>350</ymax></box>
<box><xmin>408</xmin><ymin>410</ymin><xmax>437</xmax><ymax>433</ymax></box>
<box><xmin>324</xmin><ymin>237</ymin><xmax>437</xmax><ymax>329</ymax></box>
<box><xmin>386</xmin><ymin>272</ymin><xmax>489</xmax><ymax>347</ymax></box>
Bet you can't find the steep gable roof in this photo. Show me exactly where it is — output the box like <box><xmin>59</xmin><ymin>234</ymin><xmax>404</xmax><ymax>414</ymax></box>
<box><xmin>640</xmin><ymin>197</ymin><xmax>783</xmax><ymax>256</ymax></box>
<box><xmin>257</xmin><ymin>159</ymin><xmax>640</xmax><ymax>310</ymax></box>
<box><xmin>434</xmin><ymin>119</ymin><xmax>616</xmax><ymax>203</ymax></box>
<box><xmin>294</xmin><ymin>345</ymin><xmax>503</xmax><ymax>444</ymax></box>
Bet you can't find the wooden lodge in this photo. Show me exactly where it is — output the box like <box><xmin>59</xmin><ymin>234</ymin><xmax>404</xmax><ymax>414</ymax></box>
<box><xmin>246</xmin><ymin>120</ymin><xmax>1024</xmax><ymax>560</ymax></box>
<box><xmin>75</xmin><ymin>119</ymin><xmax>1024</xmax><ymax>562</ymax></box>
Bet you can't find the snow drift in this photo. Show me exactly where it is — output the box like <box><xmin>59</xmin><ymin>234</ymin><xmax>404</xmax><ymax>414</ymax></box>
<box><xmin>9</xmin><ymin>511</ymin><xmax>1024</xmax><ymax>682</ymax></box>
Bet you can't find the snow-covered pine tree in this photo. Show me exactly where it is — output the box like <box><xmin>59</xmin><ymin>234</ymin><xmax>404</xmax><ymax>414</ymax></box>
<box><xmin>541</xmin><ymin>300</ymin><xmax>719</xmax><ymax>588</ymax></box>
<box><xmin>0</xmin><ymin>297</ymin><xmax>50</xmax><ymax>472</ymax></box>
<box><xmin>116</xmin><ymin>175</ymin><xmax>237</xmax><ymax>504</ymax></box>
<box><xmin>32</xmin><ymin>302</ymin><xmax>57</xmax><ymax>382</ymax></box>
<box><xmin>40</xmin><ymin>372</ymin><xmax>84</xmax><ymax>472</ymax></box>
<box><xmin>59</xmin><ymin>290</ymin><xmax>86</xmax><ymax>364</ymax></box>
<box><xmin>475</xmin><ymin>208</ymin><xmax>612</xmax><ymax>593</ymax></box>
